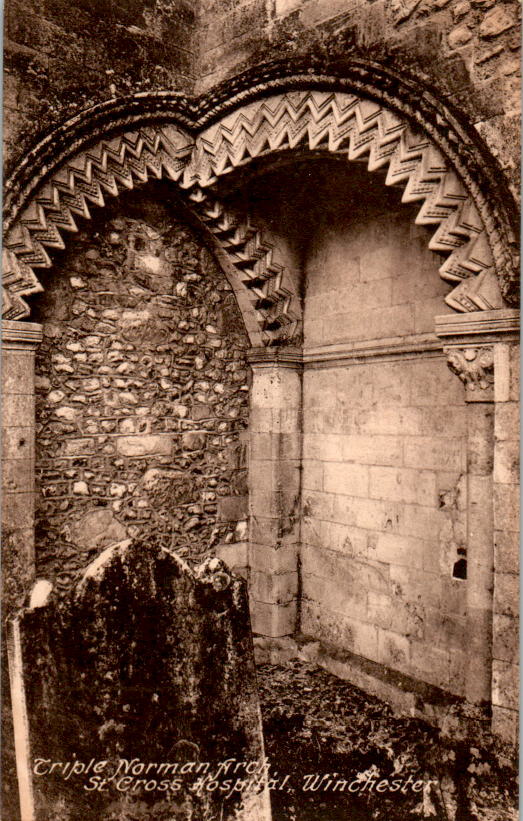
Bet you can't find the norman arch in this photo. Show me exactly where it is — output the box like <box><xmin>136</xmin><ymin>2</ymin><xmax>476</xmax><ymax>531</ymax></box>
<box><xmin>3</xmin><ymin>69</ymin><xmax>519</xmax><ymax>741</ymax></box>
<box><xmin>3</xmin><ymin>73</ymin><xmax>520</xmax><ymax>334</ymax></box>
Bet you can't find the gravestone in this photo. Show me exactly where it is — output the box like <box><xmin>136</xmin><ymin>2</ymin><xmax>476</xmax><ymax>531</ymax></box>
<box><xmin>8</xmin><ymin>540</ymin><xmax>271</xmax><ymax>821</ymax></box>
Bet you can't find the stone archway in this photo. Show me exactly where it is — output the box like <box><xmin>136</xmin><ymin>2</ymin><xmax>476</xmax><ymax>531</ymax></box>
<box><xmin>2</xmin><ymin>73</ymin><xmax>519</xmax><ymax>740</ymax></box>
<box><xmin>3</xmin><ymin>80</ymin><xmax>519</xmax><ymax>337</ymax></box>
<box><xmin>2</xmin><ymin>125</ymin><xmax>293</xmax><ymax>347</ymax></box>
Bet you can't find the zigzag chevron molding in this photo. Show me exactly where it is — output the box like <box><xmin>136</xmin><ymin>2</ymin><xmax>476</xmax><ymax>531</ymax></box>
<box><xmin>187</xmin><ymin>91</ymin><xmax>503</xmax><ymax>310</ymax></box>
<box><xmin>3</xmin><ymin>87</ymin><xmax>509</xmax><ymax>344</ymax></box>
<box><xmin>3</xmin><ymin>125</ymin><xmax>192</xmax><ymax>320</ymax></box>
<box><xmin>2</xmin><ymin>122</ymin><xmax>299</xmax><ymax>344</ymax></box>
<box><xmin>190</xmin><ymin>193</ymin><xmax>300</xmax><ymax>345</ymax></box>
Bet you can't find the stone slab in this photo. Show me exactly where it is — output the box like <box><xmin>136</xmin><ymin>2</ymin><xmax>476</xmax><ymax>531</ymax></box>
<box><xmin>9</xmin><ymin>542</ymin><xmax>270</xmax><ymax>821</ymax></box>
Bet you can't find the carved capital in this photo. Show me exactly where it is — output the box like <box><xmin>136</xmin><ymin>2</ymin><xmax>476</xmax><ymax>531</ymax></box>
<box><xmin>445</xmin><ymin>346</ymin><xmax>494</xmax><ymax>400</ymax></box>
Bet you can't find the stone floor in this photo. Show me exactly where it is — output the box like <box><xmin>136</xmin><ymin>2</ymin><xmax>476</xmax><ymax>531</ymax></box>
<box><xmin>256</xmin><ymin>659</ymin><xmax>518</xmax><ymax>821</ymax></box>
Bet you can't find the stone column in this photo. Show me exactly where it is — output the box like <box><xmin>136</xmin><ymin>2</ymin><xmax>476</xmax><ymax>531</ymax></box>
<box><xmin>2</xmin><ymin>320</ymin><xmax>42</xmax><ymax>614</ymax></box>
<box><xmin>2</xmin><ymin>320</ymin><xmax>42</xmax><ymax>821</ymax></box>
<box><xmin>246</xmin><ymin>347</ymin><xmax>302</xmax><ymax>637</ymax></box>
<box><xmin>491</xmin><ymin>339</ymin><xmax>520</xmax><ymax>744</ymax></box>
<box><xmin>436</xmin><ymin>309</ymin><xmax>519</xmax><ymax>737</ymax></box>
<box><xmin>445</xmin><ymin>345</ymin><xmax>495</xmax><ymax>704</ymax></box>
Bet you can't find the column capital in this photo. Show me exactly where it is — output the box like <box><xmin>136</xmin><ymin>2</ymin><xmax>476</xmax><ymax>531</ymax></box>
<box><xmin>444</xmin><ymin>345</ymin><xmax>494</xmax><ymax>400</ymax></box>
<box><xmin>436</xmin><ymin>309</ymin><xmax>518</xmax><ymax>403</ymax></box>
<box><xmin>2</xmin><ymin>320</ymin><xmax>43</xmax><ymax>350</ymax></box>
<box><xmin>247</xmin><ymin>346</ymin><xmax>302</xmax><ymax>369</ymax></box>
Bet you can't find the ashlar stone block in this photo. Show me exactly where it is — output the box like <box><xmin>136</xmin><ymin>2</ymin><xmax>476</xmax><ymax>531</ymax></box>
<box><xmin>492</xmin><ymin>660</ymin><xmax>519</xmax><ymax>711</ymax></box>
<box><xmin>369</xmin><ymin>465</ymin><xmax>436</xmax><ymax>507</ymax></box>
<box><xmin>250</xmin><ymin>599</ymin><xmax>296</xmax><ymax>638</ymax></box>
<box><xmin>491</xmin><ymin>705</ymin><xmax>519</xmax><ymax>746</ymax></box>
<box><xmin>250</xmin><ymin>569</ymin><xmax>298</xmax><ymax>605</ymax></box>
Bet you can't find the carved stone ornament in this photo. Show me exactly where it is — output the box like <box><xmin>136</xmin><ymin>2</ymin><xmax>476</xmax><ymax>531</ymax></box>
<box><xmin>3</xmin><ymin>71</ymin><xmax>519</xmax><ymax>345</ymax></box>
<box><xmin>445</xmin><ymin>346</ymin><xmax>495</xmax><ymax>393</ymax></box>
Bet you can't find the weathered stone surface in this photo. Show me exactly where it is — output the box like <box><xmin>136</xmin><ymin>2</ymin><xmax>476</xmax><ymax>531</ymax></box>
<box><xmin>448</xmin><ymin>23</ymin><xmax>472</xmax><ymax>49</ymax></box>
<box><xmin>479</xmin><ymin>6</ymin><xmax>517</xmax><ymax>38</ymax></box>
<box><xmin>33</xmin><ymin>193</ymin><xmax>250</xmax><ymax>593</ymax></box>
<box><xmin>3</xmin><ymin>0</ymin><xmax>520</xmax><ymax>778</ymax></box>
<box><xmin>217</xmin><ymin>494</ymin><xmax>248</xmax><ymax>522</ymax></box>
<box><xmin>216</xmin><ymin>541</ymin><xmax>249</xmax><ymax>578</ymax></box>
<box><xmin>491</xmin><ymin>704</ymin><xmax>519</xmax><ymax>745</ymax></box>
<box><xmin>1</xmin><ymin>349</ymin><xmax>34</xmax><ymax>395</ymax></box>
<box><xmin>9</xmin><ymin>542</ymin><xmax>269</xmax><ymax>821</ymax></box>
<box><xmin>492</xmin><ymin>659</ymin><xmax>519</xmax><ymax>710</ymax></box>
<box><xmin>115</xmin><ymin>434</ymin><xmax>173</xmax><ymax>457</ymax></box>
<box><xmin>453</xmin><ymin>1</ymin><xmax>471</xmax><ymax>21</ymax></box>
<box><xmin>4</xmin><ymin>0</ymin><xmax>196</xmax><ymax>175</ymax></box>
<box><xmin>196</xmin><ymin>0</ymin><xmax>519</xmax><ymax>196</ymax></box>
<box><xmin>66</xmin><ymin>509</ymin><xmax>128</xmax><ymax>552</ymax></box>
<box><xmin>299</xmin><ymin>182</ymin><xmax>481</xmax><ymax>701</ymax></box>
<box><xmin>181</xmin><ymin>430</ymin><xmax>207</xmax><ymax>450</ymax></box>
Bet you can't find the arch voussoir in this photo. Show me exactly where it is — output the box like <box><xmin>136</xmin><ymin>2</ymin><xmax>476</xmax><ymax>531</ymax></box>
<box><xmin>188</xmin><ymin>89</ymin><xmax>504</xmax><ymax>314</ymax></box>
<box><xmin>3</xmin><ymin>80</ymin><xmax>516</xmax><ymax>341</ymax></box>
<box><xmin>3</xmin><ymin>120</ymin><xmax>299</xmax><ymax>344</ymax></box>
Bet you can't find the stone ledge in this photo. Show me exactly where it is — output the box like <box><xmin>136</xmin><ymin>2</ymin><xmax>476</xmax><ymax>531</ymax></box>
<box><xmin>303</xmin><ymin>333</ymin><xmax>443</xmax><ymax>368</ymax></box>
<box><xmin>247</xmin><ymin>346</ymin><xmax>303</xmax><ymax>368</ymax></box>
<box><xmin>435</xmin><ymin>309</ymin><xmax>520</xmax><ymax>341</ymax></box>
<box><xmin>298</xmin><ymin>313</ymin><xmax>520</xmax><ymax>369</ymax></box>
<box><xmin>252</xmin><ymin>634</ymin><xmax>493</xmax><ymax>733</ymax></box>
<box><xmin>1</xmin><ymin>320</ymin><xmax>43</xmax><ymax>347</ymax></box>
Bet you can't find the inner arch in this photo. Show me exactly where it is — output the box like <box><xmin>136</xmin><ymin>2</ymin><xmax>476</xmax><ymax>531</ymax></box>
<box><xmin>31</xmin><ymin>186</ymin><xmax>252</xmax><ymax>592</ymax></box>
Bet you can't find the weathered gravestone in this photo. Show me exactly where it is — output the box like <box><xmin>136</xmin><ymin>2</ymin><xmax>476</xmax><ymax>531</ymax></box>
<box><xmin>8</xmin><ymin>540</ymin><xmax>271</xmax><ymax>821</ymax></box>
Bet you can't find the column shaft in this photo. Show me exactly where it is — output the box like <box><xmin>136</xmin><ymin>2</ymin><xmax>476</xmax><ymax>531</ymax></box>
<box><xmin>247</xmin><ymin>348</ymin><xmax>302</xmax><ymax>638</ymax></box>
<box><xmin>2</xmin><ymin>321</ymin><xmax>42</xmax><ymax>615</ymax></box>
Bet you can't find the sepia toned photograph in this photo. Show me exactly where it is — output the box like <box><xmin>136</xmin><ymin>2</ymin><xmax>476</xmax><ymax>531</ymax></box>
<box><xmin>1</xmin><ymin>1</ymin><xmax>520</xmax><ymax>819</ymax></box>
